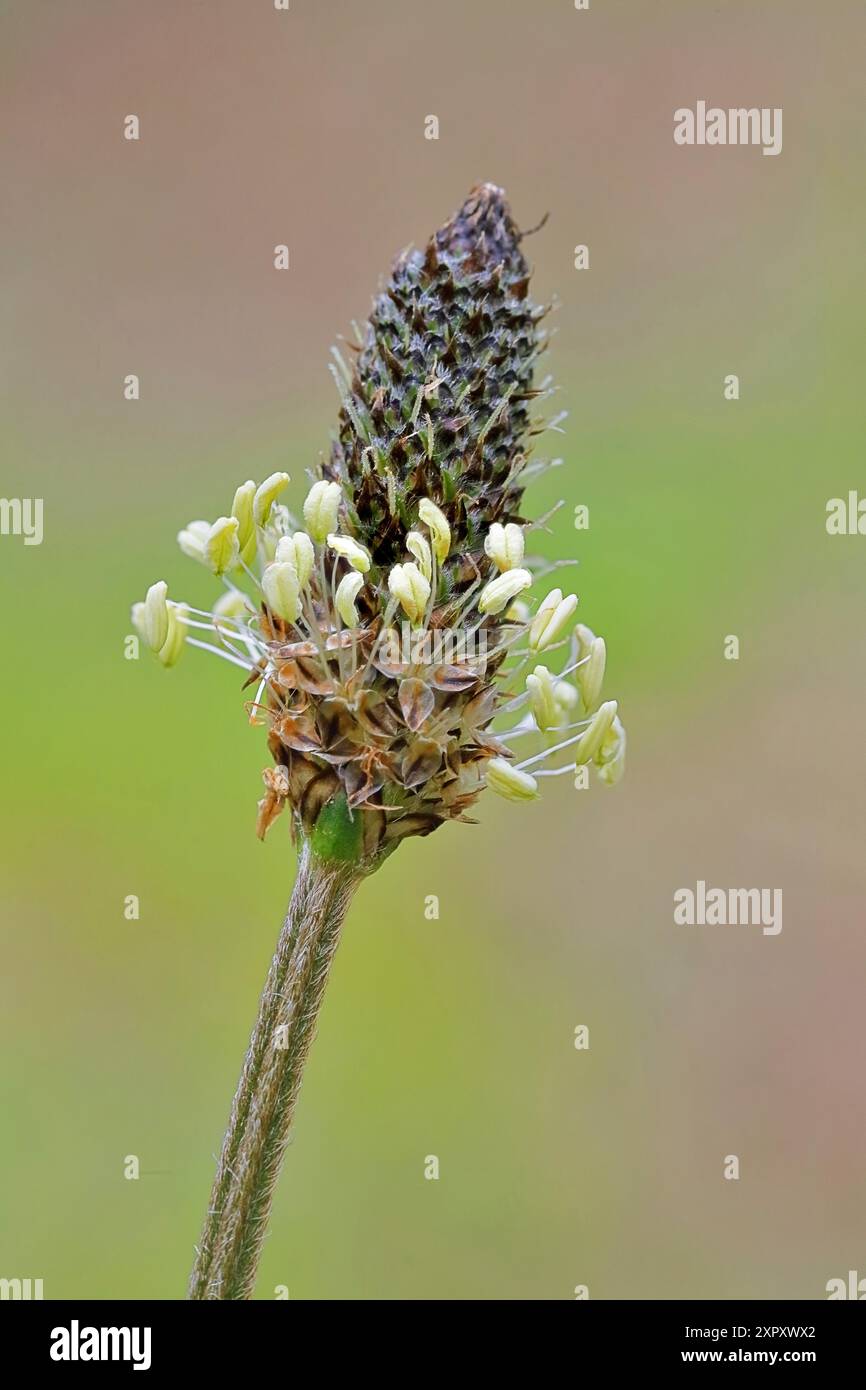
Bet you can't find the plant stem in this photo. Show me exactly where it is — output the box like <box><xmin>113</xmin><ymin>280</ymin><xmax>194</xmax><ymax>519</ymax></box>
<box><xmin>187</xmin><ymin>841</ymin><xmax>361</xmax><ymax>1299</ymax></box>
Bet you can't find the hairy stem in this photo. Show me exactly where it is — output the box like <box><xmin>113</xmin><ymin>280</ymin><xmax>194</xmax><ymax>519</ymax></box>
<box><xmin>188</xmin><ymin>842</ymin><xmax>361</xmax><ymax>1299</ymax></box>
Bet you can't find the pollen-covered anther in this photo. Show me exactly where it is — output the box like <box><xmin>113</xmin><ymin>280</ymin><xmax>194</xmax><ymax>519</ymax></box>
<box><xmin>143</xmin><ymin>580</ymin><xmax>169</xmax><ymax>652</ymax></box>
<box><xmin>213</xmin><ymin>589</ymin><xmax>253</xmax><ymax>623</ymax></box>
<box><xmin>177</xmin><ymin>521</ymin><xmax>210</xmax><ymax>564</ymax></box>
<box><xmin>526</xmin><ymin>665</ymin><xmax>559</xmax><ymax>731</ymax></box>
<box><xmin>253</xmin><ymin>472</ymin><xmax>290</xmax><ymax>528</ymax></box>
<box><xmin>205</xmin><ymin>516</ymin><xmax>241</xmax><ymax>576</ymax></box>
<box><xmin>263</xmin><ymin>561</ymin><xmax>301</xmax><ymax>623</ymax></box>
<box><xmin>327</xmin><ymin>533</ymin><xmax>371</xmax><ymax>573</ymax></box>
<box><xmin>303</xmin><ymin>480</ymin><xmax>342</xmax><ymax>544</ymax></box>
<box><xmin>418</xmin><ymin>498</ymin><xmax>451</xmax><ymax>563</ymax></box>
<box><xmin>554</xmin><ymin>678</ymin><xmax>579</xmax><ymax>721</ymax></box>
<box><xmin>158</xmin><ymin>604</ymin><xmax>188</xmax><ymax>667</ymax></box>
<box><xmin>484</xmin><ymin>522</ymin><xmax>525</xmax><ymax>572</ymax></box>
<box><xmin>596</xmin><ymin>715</ymin><xmax>626</xmax><ymax>786</ymax></box>
<box><xmin>529</xmin><ymin>589</ymin><xmax>579</xmax><ymax>651</ymax></box>
<box><xmin>577</xmin><ymin>636</ymin><xmax>606</xmax><ymax>714</ymax></box>
<box><xmin>405</xmin><ymin>531</ymin><xmax>432</xmax><ymax>581</ymax></box>
<box><xmin>574</xmin><ymin>622</ymin><xmax>596</xmax><ymax>659</ymax></box>
<box><xmin>574</xmin><ymin>699</ymin><xmax>618</xmax><ymax>765</ymax></box>
<box><xmin>275</xmin><ymin>532</ymin><xmax>315</xmax><ymax>587</ymax></box>
<box><xmin>388</xmin><ymin>562</ymin><xmax>431</xmax><ymax>625</ymax></box>
<box><xmin>231</xmin><ymin>480</ymin><xmax>257</xmax><ymax>561</ymax></box>
<box><xmin>335</xmin><ymin>571</ymin><xmax>364</xmax><ymax>626</ymax></box>
<box><xmin>505</xmin><ymin>598</ymin><xmax>531</xmax><ymax>624</ymax></box>
<box><xmin>478</xmin><ymin>568</ymin><xmax>532</xmax><ymax>616</ymax></box>
<box><xmin>486</xmin><ymin>757</ymin><xmax>540</xmax><ymax>803</ymax></box>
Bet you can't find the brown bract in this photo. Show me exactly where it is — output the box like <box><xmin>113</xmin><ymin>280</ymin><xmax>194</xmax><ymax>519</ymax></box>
<box><xmin>255</xmin><ymin>604</ymin><xmax>511</xmax><ymax>853</ymax></box>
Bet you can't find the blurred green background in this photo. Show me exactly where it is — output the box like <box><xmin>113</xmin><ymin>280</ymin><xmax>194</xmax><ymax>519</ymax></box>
<box><xmin>2</xmin><ymin>0</ymin><xmax>864</xmax><ymax>1299</ymax></box>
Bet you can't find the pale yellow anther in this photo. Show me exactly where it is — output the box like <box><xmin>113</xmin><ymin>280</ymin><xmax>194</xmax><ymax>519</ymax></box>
<box><xmin>213</xmin><ymin>589</ymin><xmax>253</xmax><ymax>624</ymax></box>
<box><xmin>529</xmin><ymin>589</ymin><xmax>579</xmax><ymax>651</ymax></box>
<box><xmin>484</xmin><ymin>521</ymin><xmax>525</xmax><ymax>572</ymax></box>
<box><xmin>231</xmin><ymin>480</ymin><xmax>257</xmax><ymax>559</ymax></box>
<box><xmin>204</xmin><ymin>516</ymin><xmax>241</xmax><ymax>576</ymax></box>
<box><xmin>177</xmin><ymin>520</ymin><xmax>210</xmax><ymax>564</ymax></box>
<box><xmin>574</xmin><ymin>700</ymin><xmax>618</xmax><ymax>766</ymax></box>
<box><xmin>577</xmin><ymin>636</ymin><xmax>606</xmax><ymax>714</ymax></box>
<box><xmin>529</xmin><ymin>589</ymin><xmax>559</xmax><ymax>646</ymax></box>
<box><xmin>478</xmin><ymin>568</ymin><xmax>532</xmax><ymax>616</ymax></box>
<box><xmin>505</xmin><ymin>598</ymin><xmax>531</xmax><ymax>623</ymax></box>
<box><xmin>556</xmin><ymin>678</ymin><xmax>583</xmax><ymax>722</ymax></box>
<box><xmin>303</xmin><ymin>480</ymin><xmax>342</xmax><ymax>543</ymax></box>
<box><xmin>335</xmin><ymin>571</ymin><xmax>364</xmax><ymax>627</ymax></box>
<box><xmin>388</xmin><ymin>561</ymin><xmax>430</xmax><ymax>625</ymax></box>
<box><xmin>486</xmin><ymin>756</ymin><xmax>540</xmax><ymax>803</ymax></box>
<box><xmin>275</xmin><ymin>531</ymin><xmax>315</xmax><ymax>587</ymax></box>
<box><xmin>596</xmin><ymin>715</ymin><xmax>626</xmax><ymax>786</ymax></box>
<box><xmin>574</xmin><ymin>622</ymin><xmax>597</xmax><ymax>661</ymax></box>
<box><xmin>405</xmin><ymin>530</ymin><xmax>432</xmax><ymax>582</ymax></box>
<box><xmin>418</xmin><ymin>498</ymin><xmax>451</xmax><ymax>564</ymax></box>
<box><xmin>262</xmin><ymin>561</ymin><xmax>301</xmax><ymax>624</ymax></box>
<box><xmin>253</xmin><ymin>471</ymin><xmax>290</xmax><ymax>528</ymax></box>
<box><xmin>157</xmin><ymin>604</ymin><xmax>187</xmax><ymax>667</ymax></box>
<box><xmin>143</xmin><ymin>581</ymin><xmax>169</xmax><ymax>653</ymax></box>
<box><xmin>327</xmin><ymin>533</ymin><xmax>371</xmax><ymax>573</ymax></box>
<box><xmin>526</xmin><ymin>665</ymin><xmax>559</xmax><ymax>731</ymax></box>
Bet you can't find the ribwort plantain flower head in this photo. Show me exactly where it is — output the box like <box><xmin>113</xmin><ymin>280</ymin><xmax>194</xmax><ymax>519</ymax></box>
<box><xmin>132</xmin><ymin>185</ymin><xmax>625</xmax><ymax>867</ymax></box>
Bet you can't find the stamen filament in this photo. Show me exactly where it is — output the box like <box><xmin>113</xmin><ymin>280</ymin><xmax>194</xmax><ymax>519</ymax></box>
<box><xmin>515</xmin><ymin>723</ymin><xmax>593</xmax><ymax>771</ymax></box>
<box><xmin>186</xmin><ymin>638</ymin><xmax>256</xmax><ymax>672</ymax></box>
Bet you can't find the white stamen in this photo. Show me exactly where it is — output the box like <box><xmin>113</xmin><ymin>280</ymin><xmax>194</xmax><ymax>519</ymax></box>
<box><xmin>186</xmin><ymin>638</ymin><xmax>256</xmax><ymax>672</ymax></box>
<box><xmin>515</xmin><ymin>723</ymin><xmax>594</xmax><ymax>772</ymax></box>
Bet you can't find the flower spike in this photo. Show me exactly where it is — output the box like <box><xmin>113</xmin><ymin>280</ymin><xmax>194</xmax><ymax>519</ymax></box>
<box><xmin>133</xmin><ymin>184</ymin><xmax>625</xmax><ymax>856</ymax></box>
<box><xmin>136</xmin><ymin>186</ymin><xmax>629</xmax><ymax>1310</ymax></box>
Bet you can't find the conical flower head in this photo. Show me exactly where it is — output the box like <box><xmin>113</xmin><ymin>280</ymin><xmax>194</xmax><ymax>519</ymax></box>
<box><xmin>326</xmin><ymin>183</ymin><xmax>545</xmax><ymax>583</ymax></box>
<box><xmin>134</xmin><ymin>187</ymin><xmax>624</xmax><ymax>871</ymax></box>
